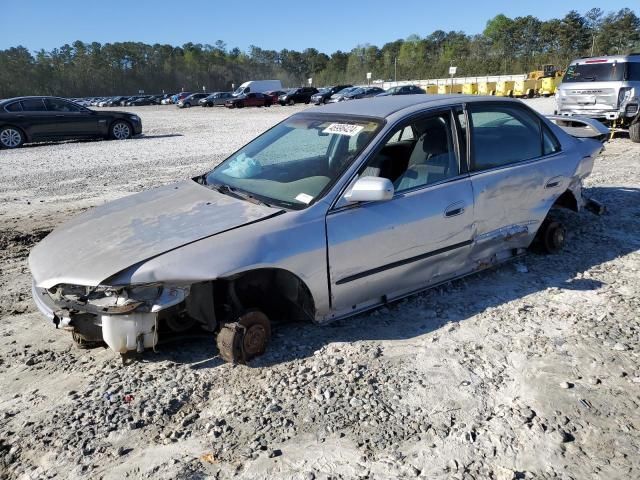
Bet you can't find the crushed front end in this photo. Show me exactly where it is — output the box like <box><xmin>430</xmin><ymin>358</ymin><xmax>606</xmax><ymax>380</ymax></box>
<box><xmin>32</xmin><ymin>281</ymin><xmax>189</xmax><ymax>353</ymax></box>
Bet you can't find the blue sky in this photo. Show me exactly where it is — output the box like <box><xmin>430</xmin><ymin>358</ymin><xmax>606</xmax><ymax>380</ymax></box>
<box><xmin>0</xmin><ymin>1</ymin><xmax>636</xmax><ymax>53</ymax></box>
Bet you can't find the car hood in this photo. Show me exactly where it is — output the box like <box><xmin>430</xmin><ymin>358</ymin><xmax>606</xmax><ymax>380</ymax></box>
<box><xmin>29</xmin><ymin>180</ymin><xmax>283</xmax><ymax>289</ymax></box>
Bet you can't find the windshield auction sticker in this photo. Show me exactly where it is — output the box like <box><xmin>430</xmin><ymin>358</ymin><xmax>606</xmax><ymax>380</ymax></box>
<box><xmin>295</xmin><ymin>193</ymin><xmax>314</xmax><ymax>204</ymax></box>
<box><xmin>323</xmin><ymin>123</ymin><xmax>364</xmax><ymax>136</ymax></box>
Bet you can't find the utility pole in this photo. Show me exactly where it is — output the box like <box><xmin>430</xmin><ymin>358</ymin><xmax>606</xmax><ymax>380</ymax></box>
<box><xmin>394</xmin><ymin>57</ymin><xmax>397</xmax><ymax>85</ymax></box>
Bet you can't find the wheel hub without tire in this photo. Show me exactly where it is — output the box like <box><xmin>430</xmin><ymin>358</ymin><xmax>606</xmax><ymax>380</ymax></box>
<box><xmin>216</xmin><ymin>310</ymin><xmax>271</xmax><ymax>364</ymax></box>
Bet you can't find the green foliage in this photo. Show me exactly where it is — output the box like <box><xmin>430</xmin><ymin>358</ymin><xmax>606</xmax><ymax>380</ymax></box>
<box><xmin>1</xmin><ymin>7</ymin><xmax>638</xmax><ymax>97</ymax></box>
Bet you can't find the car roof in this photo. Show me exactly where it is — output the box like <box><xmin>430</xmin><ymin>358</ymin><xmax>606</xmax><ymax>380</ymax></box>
<box><xmin>0</xmin><ymin>96</ymin><xmax>70</xmax><ymax>106</ymax></box>
<box><xmin>314</xmin><ymin>94</ymin><xmax>526</xmax><ymax>119</ymax></box>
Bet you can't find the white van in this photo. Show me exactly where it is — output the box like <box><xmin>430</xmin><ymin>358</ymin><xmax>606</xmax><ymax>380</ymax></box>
<box><xmin>233</xmin><ymin>80</ymin><xmax>283</xmax><ymax>96</ymax></box>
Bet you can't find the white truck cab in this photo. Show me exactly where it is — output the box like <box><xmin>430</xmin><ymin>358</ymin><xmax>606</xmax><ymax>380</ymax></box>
<box><xmin>555</xmin><ymin>54</ymin><xmax>640</xmax><ymax>142</ymax></box>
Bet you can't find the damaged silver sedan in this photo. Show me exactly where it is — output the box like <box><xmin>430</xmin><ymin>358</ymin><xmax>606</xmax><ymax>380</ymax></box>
<box><xmin>29</xmin><ymin>96</ymin><xmax>608</xmax><ymax>362</ymax></box>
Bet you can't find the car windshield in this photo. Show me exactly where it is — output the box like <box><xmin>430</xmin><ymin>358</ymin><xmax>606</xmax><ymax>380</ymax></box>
<box><xmin>204</xmin><ymin>114</ymin><xmax>381</xmax><ymax>208</ymax></box>
<box><xmin>562</xmin><ymin>62</ymin><xmax>625</xmax><ymax>83</ymax></box>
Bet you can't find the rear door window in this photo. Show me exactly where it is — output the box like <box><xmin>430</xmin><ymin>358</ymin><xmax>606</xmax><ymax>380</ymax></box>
<box><xmin>45</xmin><ymin>98</ymin><xmax>81</xmax><ymax>112</ymax></box>
<box><xmin>20</xmin><ymin>99</ymin><xmax>47</xmax><ymax>112</ymax></box>
<box><xmin>469</xmin><ymin>104</ymin><xmax>543</xmax><ymax>172</ymax></box>
<box><xmin>5</xmin><ymin>101</ymin><xmax>22</xmax><ymax>112</ymax></box>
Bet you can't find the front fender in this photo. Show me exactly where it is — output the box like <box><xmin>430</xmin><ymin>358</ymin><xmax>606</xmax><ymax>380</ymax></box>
<box><xmin>105</xmin><ymin>204</ymin><xmax>331</xmax><ymax>317</ymax></box>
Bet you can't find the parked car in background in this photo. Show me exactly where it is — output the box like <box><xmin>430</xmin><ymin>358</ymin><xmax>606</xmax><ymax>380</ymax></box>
<box><xmin>160</xmin><ymin>94</ymin><xmax>176</xmax><ymax>105</ymax></box>
<box><xmin>311</xmin><ymin>85</ymin><xmax>353</xmax><ymax>105</ymax></box>
<box><xmin>120</xmin><ymin>96</ymin><xmax>138</xmax><ymax>106</ymax></box>
<box><xmin>130</xmin><ymin>96</ymin><xmax>157</xmax><ymax>106</ymax></box>
<box><xmin>328</xmin><ymin>86</ymin><xmax>385</xmax><ymax>103</ymax></box>
<box><xmin>199</xmin><ymin>92</ymin><xmax>233</xmax><ymax>107</ymax></box>
<box><xmin>225</xmin><ymin>93</ymin><xmax>272</xmax><ymax>108</ymax></box>
<box><xmin>264</xmin><ymin>90</ymin><xmax>287</xmax><ymax>104</ymax></box>
<box><xmin>377</xmin><ymin>85</ymin><xmax>426</xmax><ymax>96</ymax></box>
<box><xmin>278</xmin><ymin>87</ymin><xmax>319</xmax><ymax>105</ymax></box>
<box><xmin>171</xmin><ymin>92</ymin><xmax>192</xmax><ymax>104</ymax></box>
<box><xmin>27</xmin><ymin>95</ymin><xmax>607</xmax><ymax>360</ymax></box>
<box><xmin>233</xmin><ymin>80</ymin><xmax>283</xmax><ymax>96</ymax></box>
<box><xmin>104</xmin><ymin>96</ymin><xmax>128</xmax><ymax>107</ymax></box>
<box><xmin>177</xmin><ymin>93</ymin><xmax>209</xmax><ymax>108</ymax></box>
<box><xmin>0</xmin><ymin>96</ymin><xmax>142</xmax><ymax>149</ymax></box>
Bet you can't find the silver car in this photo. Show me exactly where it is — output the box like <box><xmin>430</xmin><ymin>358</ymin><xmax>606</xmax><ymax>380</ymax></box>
<box><xmin>199</xmin><ymin>92</ymin><xmax>233</xmax><ymax>107</ymax></box>
<box><xmin>556</xmin><ymin>54</ymin><xmax>640</xmax><ymax>142</ymax></box>
<box><xmin>29</xmin><ymin>96</ymin><xmax>608</xmax><ymax>362</ymax></box>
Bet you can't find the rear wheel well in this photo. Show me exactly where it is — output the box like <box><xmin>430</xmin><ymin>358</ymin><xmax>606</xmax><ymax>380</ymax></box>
<box><xmin>552</xmin><ymin>190</ymin><xmax>578</xmax><ymax>212</ymax></box>
<box><xmin>214</xmin><ymin>269</ymin><xmax>316</xmax><ymax>326</ymax></box>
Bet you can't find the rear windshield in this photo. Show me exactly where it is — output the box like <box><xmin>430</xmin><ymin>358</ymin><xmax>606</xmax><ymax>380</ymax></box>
<box><xmin>563</xmin><ymin>62</ymin><xmax>625</xmax><ymax>83</ymax></box>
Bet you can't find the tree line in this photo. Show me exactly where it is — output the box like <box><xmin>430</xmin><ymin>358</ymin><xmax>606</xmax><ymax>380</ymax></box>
<box><xmin>0</xmin><ymin>7</ymin><xmax>639</xmax><ymax>98</ymax></box>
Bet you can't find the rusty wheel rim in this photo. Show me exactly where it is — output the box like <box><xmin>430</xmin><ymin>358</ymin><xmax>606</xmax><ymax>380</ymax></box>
<box><xmin>243</xmin><ymin>324</ymin><xmax>267</xmax><ymax>356</ymax></box>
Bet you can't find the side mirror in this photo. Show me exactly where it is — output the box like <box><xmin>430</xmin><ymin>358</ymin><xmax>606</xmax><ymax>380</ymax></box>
<box><xmin>344</xmin><ymin>176</ymin><xmax>394</xmax><ymax>203</ymax></box>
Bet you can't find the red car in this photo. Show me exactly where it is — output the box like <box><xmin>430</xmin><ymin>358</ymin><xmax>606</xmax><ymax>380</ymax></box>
<box><xmin>264</xmin><ymin>90</ymin><xmax>286</xmax><ymax>104</ymax></box>
<box><xmin>225</xmin><ymin>93</ymin><xmax>272</xmax><ymax>108</ymax></box>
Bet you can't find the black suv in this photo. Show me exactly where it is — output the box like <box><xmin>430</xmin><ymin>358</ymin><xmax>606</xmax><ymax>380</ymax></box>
<box><xmin>278</xmin><ymin>87</ymin><xmax>319</xmax><ymax>106</ymax></box>
<box><xmin>311</xmin><ymin>85</ymin><xmax>353</xmax><ymax>105</ymax></box>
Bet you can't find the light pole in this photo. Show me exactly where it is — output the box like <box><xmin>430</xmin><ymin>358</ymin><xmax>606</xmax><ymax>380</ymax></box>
<box><xmin>394</xmin><ymin>56</ymin><xmax>397</xmax><ymax>85</ymax></box>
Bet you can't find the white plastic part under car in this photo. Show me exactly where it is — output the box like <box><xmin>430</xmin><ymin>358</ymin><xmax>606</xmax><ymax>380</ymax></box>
<box><xmin>101</xmin><ymin>313</ymin><xmax>157</xmax><ymax>353</ymax></box>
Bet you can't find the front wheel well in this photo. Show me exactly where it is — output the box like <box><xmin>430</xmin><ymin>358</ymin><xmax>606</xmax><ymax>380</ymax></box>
<box><xmin>552</xmin><ymin>190</ymin><xmax>579</xmax><ymax>212</ymax></box>
<box><xmin>215</xmin><ymin>268</ymin><xmax>316</xmax><ymax>325</ymax></box>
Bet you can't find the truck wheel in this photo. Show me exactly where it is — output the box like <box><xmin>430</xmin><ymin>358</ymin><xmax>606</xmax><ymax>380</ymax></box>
<box><xmin>630</xmin><ymin>121</ymin><xmax>640</xmax><ymax>143</ymax></box>
<box><xmin>216</xmin><ymin>310</ymin><xmax>271</xmax><ymax>364</ymax></box>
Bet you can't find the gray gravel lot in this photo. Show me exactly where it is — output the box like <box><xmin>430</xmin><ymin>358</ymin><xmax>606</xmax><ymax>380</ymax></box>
<box><xmin>0</xmin><ymin>99</ymin><xmax>639</xmax><ymax>480</ymax></box>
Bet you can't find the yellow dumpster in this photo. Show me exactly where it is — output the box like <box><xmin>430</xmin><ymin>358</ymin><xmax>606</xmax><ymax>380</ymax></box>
<box><xmin>437</xmin><ymin>83</ymin><xmax>463</xmax><ymax>94</ymax></box>
<box><xmin>478</xmin><ymin>82</ymin><xmax>496</xmax><ymax>95</ymax></box>
<box><xmin>495</xmin><ymin>80</ymin><xmax>515</xmax><ymax>97</ymax></box>
<box><xmin>513</xmin><ymin>79</ymin><xmax>539</xmax><ymax>98</ymax></box>
<box><xmin>425</xmin><ymin>85</ymin><xmax>438</xmax><ymax>94</ymax></box>
<box><xmin>462</xmin><ymin>82</ymin><xmax>478</xmax><ymax>95</ymax></box>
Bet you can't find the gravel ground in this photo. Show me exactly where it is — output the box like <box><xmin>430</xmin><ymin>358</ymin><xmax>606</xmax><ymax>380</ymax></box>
<box><xmin>0</xmin><ymin>99</ymin><xmax>639</xmax><ymax>480</ymax></box>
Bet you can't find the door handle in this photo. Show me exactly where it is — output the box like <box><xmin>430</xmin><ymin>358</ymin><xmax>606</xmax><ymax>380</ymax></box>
<box><xmin>55</xmin><ymin>114</ymin><xmax>65</xmax><ymax>117</ymax></box>
<box><xmin>444</xmin><ymin>202</ymin><xmax>465</xmax><ymax>217</ymax></box>
<box><xmin>545</xmin><ymin>176</ymin><xmax>563</xmax><ymax>189</ymax></box>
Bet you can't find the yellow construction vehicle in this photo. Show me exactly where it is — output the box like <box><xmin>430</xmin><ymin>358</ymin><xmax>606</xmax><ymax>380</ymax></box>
<box><xmin>462</xmin><ymin>82</ymin><xmax>478</xmax><ymax>95</ymax></box>
<box><xmin>538</xmin><ymin>65</ymin><xmax>564</xmax><ymax>97</ymax></box>
<box><xmin>495</xmin><ymin>80</ymin><xmax>515</xmax><ymax>97</ymax></box>
<box><xmin>478</xmin><ymin>81</ymin><xmax>497</xmax><ymax>95</ymax></box>
<box><xmin>438</xmin><ymin>83</ymin><xmax>463</xmax><ymax>94</ymax></box>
